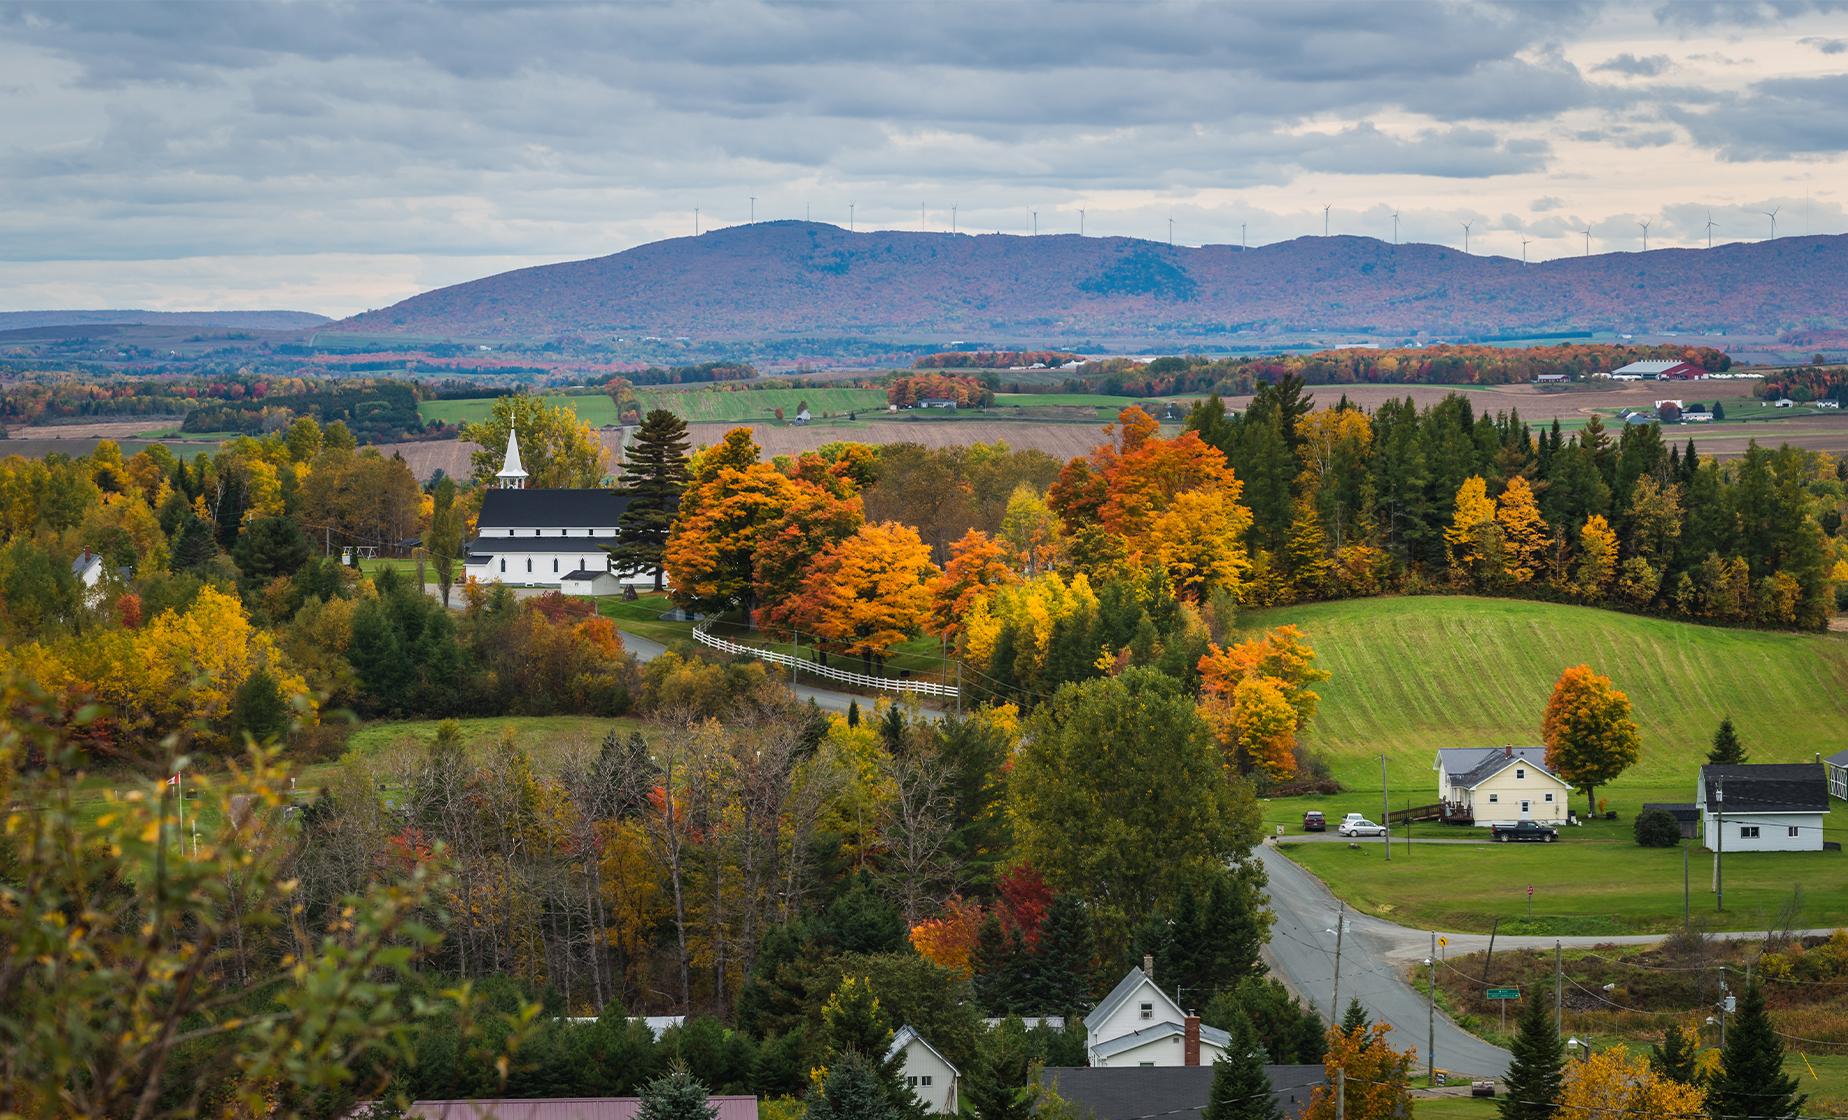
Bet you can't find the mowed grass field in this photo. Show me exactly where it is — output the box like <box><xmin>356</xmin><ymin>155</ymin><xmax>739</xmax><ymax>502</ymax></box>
<box><xmin>417</xmin><ymin>388</ymin><xmax>888</xmax><ymax>428</ymax></box>
<box><xmin>419</xmin><ymin>393</ymin><xmax>620</xmax><ymax>426</ymax></box>
<box><xmin>1241</xmin><ymin>595</ymin><xmax>1848</xmax><ymax>794</ymax></box>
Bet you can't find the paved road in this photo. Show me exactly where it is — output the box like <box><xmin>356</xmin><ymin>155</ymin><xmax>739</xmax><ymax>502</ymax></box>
<box><xmin>1257</xmin><ymin>841</ymin><xmax>1838</xmax><ymax>1080</ymax></box>
<box><xmin>1282</xmin><ymin>833</ymin><xmax>1490</xmax><ymax>846</ymax></box>
<box><xmin>619</xmin><ymin>628</ymin><xmax>882</xmax><ymax>715</ymax></box>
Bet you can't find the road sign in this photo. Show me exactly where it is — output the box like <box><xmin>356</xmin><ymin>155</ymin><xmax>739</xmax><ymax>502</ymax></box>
<box><xmin>1487</xmin><ymin>988</ymin><xmax>1520</xmax><ymax>1000</ymax></box>
<box><xmin>1438</xmin><ymin>936</ymin><xmax>1448</xmax><ymax>948</ymax></box>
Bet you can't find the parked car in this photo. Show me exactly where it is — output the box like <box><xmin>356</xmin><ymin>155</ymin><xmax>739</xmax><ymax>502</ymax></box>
<box><xmin>1303</xmin><ymin>810</ymin><xmax>1326</xmax><ymax>832</ymax></box>
<box><xmin>1490</xmin><ymin>820</ymin><xmax>1559</xmax><ymax>843</ymax></box>
<box><xmin>1338</xmin><ymin>817</ymin><xmax>1388</xmax><ymax>837</ymax></box>
<box><xmin>1341</xmin><ymin>812</ymin><xmax>1367</xmax><ymax>825</ymax></box>
<box><xmin>1471</xmin><ymin>1080</ymin><xmax>1496</xmax><ymax>1098</ymax></box>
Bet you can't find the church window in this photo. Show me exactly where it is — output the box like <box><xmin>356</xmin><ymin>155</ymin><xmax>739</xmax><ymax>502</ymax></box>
<box><xmin>526</xmin><ymin>559</ymin><xmax>532</xmax><ymax>573</ymax></box>
<box><xmin>553</xmin><ymin>558</ymin><xmax>559</xmax><ymax>573</ymax></box>
<box><xmin>499</xmin><ymin>559</ymin><xmax>506</xmax><ymax>574</ymax></box>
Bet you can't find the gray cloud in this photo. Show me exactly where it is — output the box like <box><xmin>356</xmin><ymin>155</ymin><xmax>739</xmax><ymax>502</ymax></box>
<box><xmin>1594</xmin><ymin>52</ymin><xmax>1673</xmax><ymax>75</ymax></box>
<box><xmin>1801</xmin><ymin>35</ymin><xmax>1848</xmax><ymax>52</ymax></box>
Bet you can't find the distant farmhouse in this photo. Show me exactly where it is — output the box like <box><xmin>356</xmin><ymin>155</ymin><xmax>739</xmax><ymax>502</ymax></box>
<box><xmin>1084</xmin><ymin>961</ymin><xmax>1229</xmax><ymax>1067</ymax></box>
<box><xmin>461</xmin><ymin>430</ymin><xmax>656</xmax><ymax>593</ymax></box>
<box><xmin>1435</xmin><ymin>746</ymin><xmax>1572</xmax><ymax>828</ymax></box>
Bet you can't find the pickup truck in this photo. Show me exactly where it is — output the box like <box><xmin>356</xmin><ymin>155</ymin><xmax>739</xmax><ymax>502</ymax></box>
<box><xmin>1491</xmin><ymin>820</ymin><xmax>1559</xmax><ymax>843</ymax></box>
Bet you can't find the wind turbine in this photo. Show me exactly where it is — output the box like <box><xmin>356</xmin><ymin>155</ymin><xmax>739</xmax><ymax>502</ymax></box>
<box><xmin>1032</xmin><ymin>209</ymin><xmax>1038</xmax><ymax>236</ymax></box>
<box><xmin>1705</xmin><ymin>212</ymin><xmax>1716</xmax><ymax>249</ymax></box>
<box><xmin>1168</xmin><ymin>217</ymin><xmax>1174</xmax><ymax>247</ymax></box>
<box><xmin>920</xmin><ymin>202</ymin><xmax>925</xmax><ymax>231</ymax></box>
<box><xmin>1762</xmin><ymin>206</ymin><xmax>1780</xmax><ymax>240</ymax></box>
<box><xmin>1392</xmin><ymin>210</ymin><xmax>1400</xmax><ymax>246</ymax></box>
<box><xmin>1079</xmin><ymin>208</ymin><xmax>1085</xmax><ymax>236</ymax></box>
<box><xmin>1582</xmin><ymin>226</ymin><xmax>1592</xmax><ymax>256</ymax></box>
<box><xmin>849</xmin><ymin>203</ymin><xmax>855</xmax><ymax>232</ymax></box>
<box><xmin>1521</xmin><ymin>237</ymin><xmax>1531</xmax><ymax>265</ymax></box>
<box><xmin>1461</xmin><ymin>221</ymin><xmax>1471</xmax><ymax>255</ymax></box>
<box><xmin>695</xmin><ymin>207</ymin><xmax>700</xmax><ymax>236</ymax></box>
<box><xmin>749</xmin><ymin>196</ymin><xmax>756</xmax><ymax>224</ymax></box>
<box><xmin>1323</xmin><ymin>204</ymin><xmax>1331</xmax><ymax>237</ymax></box>
<box><xmin>952</xmin><ymin>204</ymin><xmax>958</xmax><ymax>234</ymax></box>
<box><xmin>1639</xmin><ymin>220</ymin><xmax>1650</xmax><ymax>252</ymax></box>
<box><xmin>1241</xmin><ymin>222</ymin><xmax>1247</xmax><ymax>250</ymax></box>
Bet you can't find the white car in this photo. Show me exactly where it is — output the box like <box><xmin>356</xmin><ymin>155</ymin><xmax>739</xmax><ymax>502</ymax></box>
<box><xmin>1339</xmin><ymin>818</ymin><xmax>1389</xmax><ymax>837</ymax></box>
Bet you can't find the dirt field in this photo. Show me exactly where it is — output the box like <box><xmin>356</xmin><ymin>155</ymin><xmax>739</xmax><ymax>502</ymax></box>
<box><xmin>6</xmin><ymin>417</ymin><xmax>186</xmax><ymax>440</ymax></box>
<box><xmin>1220</xmin><ymin>380</ymin><xmax>1767</xmax><ymax>422</ymax></box>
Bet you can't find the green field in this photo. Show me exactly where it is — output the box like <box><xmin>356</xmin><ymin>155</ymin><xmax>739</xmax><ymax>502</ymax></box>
<box><xmin>1240</xmin><ymin>596</ymin><xmax>1848</xmax><ymax>794</ymax></box>
<box><xmin>419</xmin><ymin>393</ymin><xmax>620</xmax><ymax>426</ymax></box>
<box><xmin>633</xmin><ymin>386</ymin><xmax>886</xmax><ymax>422</ymax></box>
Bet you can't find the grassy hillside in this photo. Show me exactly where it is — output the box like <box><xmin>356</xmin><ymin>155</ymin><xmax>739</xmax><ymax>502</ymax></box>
<box><xmin>1239</xmin><ymin>596</ymin><xmax>1848</xmax><ymax>794</ymax></box>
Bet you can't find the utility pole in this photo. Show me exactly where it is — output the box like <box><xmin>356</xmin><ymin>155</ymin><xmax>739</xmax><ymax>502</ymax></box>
<box><xmin>1683</xmin><ymin>842</ymin><xmax>1691</xmax><ymax>929</ymax></box>
<box><xmin>1330</xmin><ymin>902</ymin><xmax>1346</xmax><ymax>1021</ymax></box>
<box><xmin>1554</xmin><ymin>941</ymin><xmax>1563</xmax><ymax>1037</ymax></box>
<box><xmin>1427</xmin><ymin>932</ymin><xmax>1437</xmax><ymax>1085</ymax></box>
<box><xmin>1715</xmin><ymin>778</ymin><xmax>1725</xmax><ymax>911</ymax></box>
<box><xmin>1335</xmin><ymin>1069</ymin><xmax>1345</xmax><ymax>1120</ymax></box>
<box><xmin>1381</xmin><ymin>755</ymin><xmax>1391</xmax><ymax>862</ymax></box>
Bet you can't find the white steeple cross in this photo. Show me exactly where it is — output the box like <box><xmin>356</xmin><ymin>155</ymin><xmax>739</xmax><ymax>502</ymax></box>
<box><xmin>497</xmin><ymin>427</ymin><xmax>528</xmax><ymax>489</ymax></box>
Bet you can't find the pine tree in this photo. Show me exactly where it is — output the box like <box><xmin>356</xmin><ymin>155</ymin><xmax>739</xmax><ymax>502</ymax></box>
<box><xmin>636</xmin><ymin>1063</ymin><xmax>719</xmax><ymax>1120</ymax></box>
<box><xmin>1283</xmin><ymin>494</ymin><xmax>1334</xmax><ymax>599</ymax></box>
<box><xmin>1033</xmin><ymin>894</ymin><xmax>1095</xmax><ymax>1018</ymax></box>
<box><xmin>611</xmin><ymin>408</ymin><xmax>691</xmax><ymax>590</ymax></box>
<box><xmin>1708</xmin><ymin>982</ymin><xmax>1804</xmax><ymax>1120</ymax></box>
<box><xmin>1707</xmin><ymin>717</ymin><xmax>1748</xmax><ymax>766</ymax></box>
<box><xmin>1204</xmin><ymin>1015</ymin><xmax>1281</xmax><ymax>1120</ymax></box>
<box><xmin>807</xmin><ymin>1051</ymin><xmax>902</xmax><ymax>1120</ymax></box>
<box><xmin>1648</xmin><ymin>1021</ymin><xmax>1698</xmax><ymax>1086</ymax></box>
<box><xmin>1499</xmin><ymin>985</ymin><xmax>1564</xmax><ymax>1120</ymax></box>
<box><xmin>1340</xmin><ymin>998</ymin><xmax>1370</xmax><ymax>1038</ymax></box>
<box><xmin>971</xmin><ymin>914</ymin><xmax>1023</xmax><ymax>1014</ymax></box>
<box><xmin>847</xmin><ymin>699</ymin><xmax>861</xmax><ymax>727</ymax></box>
<box><xmin>821</xmin><ymin>975</ymin><xmax>892</xmax><ymax>1061</ymax></box>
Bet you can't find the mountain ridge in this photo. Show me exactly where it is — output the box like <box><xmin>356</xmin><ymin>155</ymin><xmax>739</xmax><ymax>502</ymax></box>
<box><xmin>331</xmin><ymin>221</ymin><xmax>1848</xmax><ymax>346</ymax></box>
<box><xmin>0</xmin><ymin>309</ymin><xmax>331</xmax><ymax>332</ymax></box>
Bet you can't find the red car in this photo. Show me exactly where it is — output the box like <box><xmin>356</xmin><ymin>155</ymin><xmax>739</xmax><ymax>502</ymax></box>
<box><xmin>1302</xmin><ymin>810</ymin><xmax>1326</xmax><ymax>832</ymax></box>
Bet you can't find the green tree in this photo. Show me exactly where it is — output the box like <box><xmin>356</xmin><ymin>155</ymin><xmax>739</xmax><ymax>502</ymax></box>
<box><xmin>1010</xmin><ymin>668</ymin><xmax>1261</xmax><ymax>955</ymax></box>
<box><xmin>964</xmin><ymin>1026</ymin><xmax>1033</xmax><ymax>1120</ymax></box>
<box><xmin>1707</xmin><ymin>982</ymin><xmax>1804</xmax><ymax>1120</ymax></box>
<box><xmin>1541</xmin><ymin>664</ymin><xmax>1641</xmax><ymax>818</ymax></box>
<box><xmin>229</xmin><ymin>666</ymin><xmax>291</xmax><ymax>744</ymax></box>
<box><xmin>1204</xmin><ymin>1014</ymin><xmax>1282</xmax><ymax>1120</ymax></box>
<box><xmin>822</xmin><ymin>975</ymin><xmax>892</xmax><ymax>1061</ymax></box>
<box><xmin>1031</xmin><ymin>894</ymin><xmax>1095</xmax><ymax>1018</ymax></box>
<box><xmin>1648</xmin><ymin>1021</ymin><xmax>1699</xmax><ymax>1086</ymax></box>
<box><xmin>807</xmin><ymin>1051</ymin><xmax>902</xmax><ymax>1120</ymax></box>
<box><xmin>426</xmin><ymin>476</ymin><xmax>463</xmax><ymax>607</ymax></box>
<box><xmin>232</xmin><ymin>514</ymin><xmax>312</xmax><ymax>588</ymax></box>
<box><xmin>461</xmin><ymin>394</ymin><xmax>606</xmax><ymax>488</ymax></box>
<box><xmin>636</xmin><ymin>1063</ymin><xmax>719</xmax><ymax>1120</ymax></box>
<box><xmin>1340</xmin><ymin>998</ymin><xmax>1370</xmax><ymax>1037</ymax></box>
<box><xmin>1203</xmin><ymin>978</ymin><xmax>1324</xmax><ymax>1066</ymax></box>
<box><xmin>1499</xmin><ymin>986</ymin><xmax>1565</xmax><ymax>1120</ymax></box>
<box><xmin>611</xmin><ymin>409</ymin><xmax>692</xmax><ymax>590</ymax></box>
<box><xmin>1707</xmin><ymin>717</ymin><xmax>1747</xmax><ymax>765</ymax></box>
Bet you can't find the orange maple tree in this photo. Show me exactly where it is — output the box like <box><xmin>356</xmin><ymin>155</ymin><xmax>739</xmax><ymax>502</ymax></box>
<box><xmin>1197</xmin><ymin>624</ymin><xmax>1329</xmax><ymax>781</ymax></box>
<box><xmin>925</xmin><ymin>528</ymin><xmax>1020</xmax><ymax>639</ymax></box>
<box><xmin>783</xmin><ymin>521</ymin><xmax>939</xmax><ymax>670</ymax></box>
<box><xmin>909</xmin><ymin>895</ymin><xmax>986</xmax><ymax>977</ymax></box>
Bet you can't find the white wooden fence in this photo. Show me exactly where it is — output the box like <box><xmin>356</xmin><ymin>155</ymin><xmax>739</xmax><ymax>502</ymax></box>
<box><xmin>690</xmin><ymin>623</ymin><xmax>961</xmax><ymax>700</ymax></box>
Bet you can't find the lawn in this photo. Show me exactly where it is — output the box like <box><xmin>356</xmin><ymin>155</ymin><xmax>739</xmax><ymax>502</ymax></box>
<box><xmin>337</xmin><ymin>713</ymin><xmax>643</xmax><ymax>774</ymax></box>
<box><xmin>1278</xmin><ymin>822</ymin><xmax>1848</xmax><ymax>934</ymax></box>
<box><xmin>1238</xmin><ymin>595</ymin><xmax>1848</xmax><ymax>795</ymax></box>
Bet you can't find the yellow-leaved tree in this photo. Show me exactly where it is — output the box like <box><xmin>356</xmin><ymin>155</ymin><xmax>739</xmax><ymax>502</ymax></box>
<box><xmin>925</xmin><ymin>528</ymin><xmax>1019</xmax><ymax>640</ymax></box>
<box><xmin>1575</xmin><ymin>514</ymin><xmax>1619</xmax><ymax>600</ymax></box>
<box><xmin>1542</xmin><ymin>663</ymin><xmax>1641</xmax><ymax>817</ymax></box>
<box><xmin>1197</xmin><ymin>624</ymin><xmax>1329</xmax><ymax>782</ymax></box>
<box><xmin>1495</xmin><ymin>474</ymin><xmax>1549</xmax><ymax>584</ymax></box>
<box><xmin>1445</xmin><ymin>475</ymin><xmax>1502</xmax><ymax>587</ymax></box>
<box><xmin>1554</xmin><ymin>1044</ymin><xmax>1706</xmax><ymax>1120</ymax></box>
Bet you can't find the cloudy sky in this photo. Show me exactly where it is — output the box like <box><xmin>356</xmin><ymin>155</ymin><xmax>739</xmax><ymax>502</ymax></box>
<box><xmin>4</xmin><ymin>0</ymin><xmax>1848</xmax><ymax>316</ymax></box>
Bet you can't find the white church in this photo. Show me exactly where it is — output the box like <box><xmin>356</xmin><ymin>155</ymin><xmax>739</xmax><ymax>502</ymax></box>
<box><xmin>461</xmin><ymin>430</ymin><xmax>657</xmax><ymax>594</ymax></box>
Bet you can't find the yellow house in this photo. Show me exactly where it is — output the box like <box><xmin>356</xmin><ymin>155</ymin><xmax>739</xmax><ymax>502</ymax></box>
<box><xmin>1435</xmin><ymin>746</ymin><xmax>1573</xmax><ymax>827</ymax></box>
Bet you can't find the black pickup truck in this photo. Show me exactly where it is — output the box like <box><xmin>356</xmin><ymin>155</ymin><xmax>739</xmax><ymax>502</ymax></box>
<box><xmin>1490</xmin><ymin>821</ymin><xmax>1559</xmax><ymax>843</ymax></box>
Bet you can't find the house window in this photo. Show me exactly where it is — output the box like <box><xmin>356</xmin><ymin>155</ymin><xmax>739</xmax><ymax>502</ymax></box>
<box><xmin>1139</xmin><ymin>1062</ymin><xmax>1155</xmax><ymax>1068</ymax></box>
<box><xmin>1516</xmin><ymin>768</ymin><xmax>1526</xmax><ymax>779</ymax></box>
<box><xmin>907</xmin><ymin>1077</ymin><xmax>918</xmax><ymax>1088</ymax></box>
<box><xmin>1789</xmin><ymin>826</ymin><xmax>1801</xmax><ymax>838</ymax></box>
<box><xmin>1544</xmin><ymin>793</ymin><xmax>1554</xmax><ymax>803</ymax></box>
<box><xmin>1139</xmin><ymin>1002</ymin><xmax>1153</xmax><ymax>1020</ymax></box>
<box><xmin>1521</xmin><ymin>800</ymin><xmax>1531</xmax><ymax>813</ymax></box>
<box><xmin>1740</xmin><ymin>826</ymin><xmax>1760</xmax><ymax>839</ymax></box>
<box><xmin>920</xmin><ymin>1076</ymin><xmax>933</xmax><ymax>1087</ymax></box>
<box><xmin>1488</xmin><ymin>793</ymin><xmax>1499</xmax><ymax>803</ymax></box>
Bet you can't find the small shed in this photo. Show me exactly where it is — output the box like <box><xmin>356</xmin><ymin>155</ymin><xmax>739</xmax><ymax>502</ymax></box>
<box><xmin>1641</xmin><ymin>802</ymin><xmax>1701</xmax><ymax>840</ymax></box>
<box><xmin>1826</xmin><ymin>748</ymin><xmax>1848</xmax><ymax>802</ymax></box>
<box><xmin>560</xmin><ymin>569</ymin><xmax>623</xmax><ymax>597</ymax></box>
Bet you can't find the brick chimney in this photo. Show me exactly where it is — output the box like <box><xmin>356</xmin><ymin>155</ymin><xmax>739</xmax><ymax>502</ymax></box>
<box><xmin>1142</xmin><ymin>953</ymin><xmax>1154</xmax><ymax>981</ymax></box>
<box><xmin>1183</xmin><ymin>1015</ymin><xmax>1201</xmax><ymax>1067</ymax></box>
<box><xmin>1504</xmin><ymin>744</ymin><xmax>1513</xmax><ymax>759</ymax></box>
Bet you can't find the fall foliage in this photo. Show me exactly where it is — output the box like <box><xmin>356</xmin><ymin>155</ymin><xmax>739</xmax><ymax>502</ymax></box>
<box><xmin>1542</xmin><ymin>663</ymin><xmax>1642</xmax><ymax>817</ymax></box>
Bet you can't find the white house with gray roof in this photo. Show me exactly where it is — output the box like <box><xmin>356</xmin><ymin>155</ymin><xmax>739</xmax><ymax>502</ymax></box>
<box><xmin>1083</xmin><ymin>964</ymin><xmax>1229</xmax><ymax>1068</ymax></box>
<box><xmin>1698</xmin><ymin>763</ymin><xmax>1829</xmax><ymax>853</ymax></box>
<box><xmin>1434</xmin><ymin>746</ymin><xmax>1573</xmax><ymax>828</ymax></box>
<box><xmin>887</xmin><ymin>1025</ymin><xmax>960</xmax><ymax>1114</ymax></box>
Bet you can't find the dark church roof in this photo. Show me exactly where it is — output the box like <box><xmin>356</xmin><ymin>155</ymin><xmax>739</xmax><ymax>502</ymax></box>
<box><xmin>1699</xmin><ymin>764</ymin><xmax>1828</xmax><ymax>814</ymax></box>
<box><xmin>465</xmin><ymin>536</ymin><xmax>619</xmax><ymax>555</ymax></box>
<box><xmin>478</xmin><ymin>488</ymin><xmax>630</xmax><ymax>529</ymax></box>
<box><xmin>1042</xmin><ymin>1066</ymin><xmax>1324</xmax><ymax>1120</ymax></box>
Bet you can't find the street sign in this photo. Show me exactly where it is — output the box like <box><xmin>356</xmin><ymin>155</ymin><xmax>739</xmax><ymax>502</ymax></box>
<box><xmin>1487</xmin><ymin>988</ymin><xmax>1520</xmax><ymax>1000</ymax></box>
<box><xmin>1438</xmin><ymin>936</ymin><xmax>1449</xmax><ymax>948</ymax></box>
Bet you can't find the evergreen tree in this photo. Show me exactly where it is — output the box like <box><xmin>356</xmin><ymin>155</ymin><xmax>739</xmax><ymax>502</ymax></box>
<box><xmin>848</xmin><ymin>699</ymin><xmax>861</xmax><ymax>727</ymax></box>
<box><xmin>807</xmin><ymin>1051</ymin><xmax>902</xmax><ymax>1120</ymax></box>
<box><xmin>1203</xmin><ymin>1014</ymin><xmax>1281</xmax><ymax>1120</ymax></box>
<box><xmin>231</xmin><ymin>515</ymin><xmax>311</xmax><ymax>587</ymax></box>
<box><xmin>1499</xmin><ymin>985</ymin><xmax>1564</xmax><ymax>1120</ymax></box>
<box><xmin>821</xmin><ymin>975</ymin><xmax>892</xmax><ymax>1061</ymax></box>
<box><xmin>1339</xmin><ymin>998</ymin><xmax>1370</xmax><ymax>1038</ymax></box>
<box><xmin>635</xmin><ymin>1063</ymin><xmax>719</xmax><ymax>1120</ymax></box>
<box><xmin>1648</xmin><ymin>1021</ymin><xmax>1698</xmax><ymax>1086</ymax></box>
<box><xmin>971</xmin><ymin>914</ymin><xmax>1023</xmax><ymax>1014</ymax></box>
<box><xmin>1032</xmin><ymin>894</ymin><xmax>1095</xmax><ymax>1017</ymax></box>
<box><xmin>427</xmin><ymin>475</ymin><xmax>462</xmax><ymax>606</ymax></box>
<box><xmin>610</xmin><ymin>408</ymin><xmax>691</xmax><ymax>590</ymax></box>
<box><xmin>1708</xmin><ymin>717</ymin><xmax>1748</xmax><ymax>765</ymax></box>
<box><xmin>228</xmin><ymin>667</ymin><xmax>290</xmax><ymax>744</ymax></box>
<box><xmin>171</xmin><ymin>512</ymin><xmax>219</xmax><ymax>572</ymax></box>
<box><xmin>964</xmin><ymin>1025</ymin><xmax>1034</xmax><ymax>1120</ymax></box>
<box><xmin>1708</xmin><ymin>982</ymin><xmax>1804</xmax><ymax>1120</ymax></box>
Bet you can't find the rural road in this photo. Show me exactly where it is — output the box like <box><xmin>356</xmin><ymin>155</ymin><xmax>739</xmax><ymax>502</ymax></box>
<box><xmin>1256</xmin><ymin>841</ymin><xmax>1838</xmax><ymax>1080</ymax></box>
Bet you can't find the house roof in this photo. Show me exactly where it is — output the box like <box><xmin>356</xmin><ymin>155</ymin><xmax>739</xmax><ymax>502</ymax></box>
<box><xmin>71</xmin><ymin>550</ymin><xmax>102</xmax><ymax>575</ymax></box>
<box><xmin>478</xmin><ymin>488</ymin><xmax>630</xmax><ymax>529</ymax></box>
<box><xmin>1826</xmin><ymin>748</ymin><xmax>1848</xmax><ymax>768</ymax></box>
<box><xmin>1612</xmin><ymin>359</ymin><xmax>1694</xmax><ymax>375</ymax></box>
<box><xmin>1642</xmin><ymin>802</ymin><xmax>1701</xmax><ymax>822</ymax></box>
<box><xmin>1699</xmin><ymin>764</ymin><xmax>1828</xmax><ymax>814</ymax></box>
<box><xmin>1085</xmin><ymin>967</ymin><xmax>1178</xmax><ymax>1034</ymax></box>
<box><xmin>887</xmin><ymin>1024</ymin><xmax>959</xmax><ymax>1074</ymax></box>
<box><xmin>1088</xmin><ymin>1021</ymin><xmax>1232</xmax><ymax>1061</ymax></box>
<box><xmin>1436</xmin><ymin>747</ymin><xmax>1566</xmax><ymax>789</ymax></box>
<box><xmin>561</xmin><ymin>569</ymin><xmax>612</xmax><ymax>581</ymax></box>
<box><xmin>394</xmin><ymin>1097</ymin><xmax>757</xmax><ymax>1120</ymax></box>
<box><xmin>1042</xmin><ymin>1065</ymin><xmax>1324</xmax><ymax>1120</ymax></box>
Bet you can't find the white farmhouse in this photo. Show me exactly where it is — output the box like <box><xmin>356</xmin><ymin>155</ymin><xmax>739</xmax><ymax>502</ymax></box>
<box><xmin>1698</xmin><ymin>763</ymin><xmax>1829</xmax><ymax>853</ymax></box>
<box><xmin>1083</xmin><ymin>962</ymin><xmax>1228</xmax><ymax>1068</ymax></box>
<box><xmin>888</xmin><ymin>1025</ymin><xmax>960</xmax><ymax>1114</ymax></box>
<box><xmin>1434</xmin><ymin>746</ymin><xmax>1573</xmax><ymax>827</ymax></box>
<box><xmin>461</xmin><ymin>430</ymin><xmax>656</xmax><ymax>591</ymax></box>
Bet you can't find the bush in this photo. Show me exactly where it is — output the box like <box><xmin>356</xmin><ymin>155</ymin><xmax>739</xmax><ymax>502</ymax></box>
<box><xmin>1634</xmin><ymin>808</ymin><xmax>1683</xmax><ymax>848</ymax></box>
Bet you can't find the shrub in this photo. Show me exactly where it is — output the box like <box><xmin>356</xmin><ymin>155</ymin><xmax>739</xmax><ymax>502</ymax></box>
<box><xmin>1634</xmin><ymin>808</ymin><xmax>1682</xmax><ymax>848</ymax></box>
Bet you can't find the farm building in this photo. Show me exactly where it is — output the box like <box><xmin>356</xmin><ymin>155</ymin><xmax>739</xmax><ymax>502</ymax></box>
<box><xmin>1435</xmin><ymin>746</ymin><xmax>1573</xmax><ymax>827</ymax></box>
<box><xmin>1040</xmin><ymin>1066</ymin><xmax>1324</xmax><ymax>1120</ymax></box>
<box><xmin>1826</xmin><ymin>748</ymin><xmax>1848</xmax><ymax>802</ymax></box>
<box><xmin>1698</xmin><ymin>763</ymin><xmax>1830</xmax><ymax>853</ymax></box>
<box><xmin>1611</xmin><ymin>359</ymin><xmax>1703</xmax><ymax>379</ymax></box>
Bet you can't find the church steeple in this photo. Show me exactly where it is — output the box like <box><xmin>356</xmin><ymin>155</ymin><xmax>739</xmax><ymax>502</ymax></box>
<box><xmin>496</xmin><ymin>428</ymin><xmax>528</xmax><ymax>489</ymax></box>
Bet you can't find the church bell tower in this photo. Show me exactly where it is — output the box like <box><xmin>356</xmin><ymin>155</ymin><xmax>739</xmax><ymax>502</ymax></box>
<box><xmin>496</xmin><ymin>428</ymin><xmax>529</xmax><ymax>489</ymax></box>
